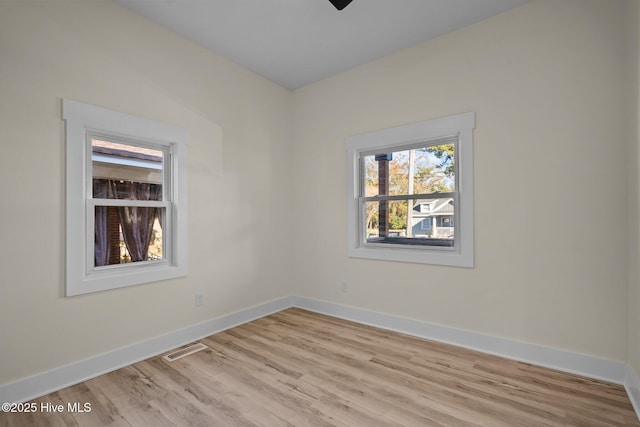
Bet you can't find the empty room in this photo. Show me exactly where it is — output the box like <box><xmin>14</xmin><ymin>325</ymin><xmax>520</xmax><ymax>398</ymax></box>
<box><xmin>2</xmin><ymin>0</ymin><xmax>640</xmax><ymax>425</ymax></box>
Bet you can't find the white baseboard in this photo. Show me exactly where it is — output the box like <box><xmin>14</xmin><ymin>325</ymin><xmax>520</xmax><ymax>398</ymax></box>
<box><xmin>292</xmin><ymin>296</ymin><xmax>628</xmax><ymax>385</ymax></box>
<box><xmin>0</xmin><ymin>296</ymin><xmax>294</xmax><ymax>404</ymax></box>
<box><xmin>0</xmin><ymin>294</ymin><xmax>633</xmax><ymax>418</ymax></box>
<box><xmin>626</xmin><ymin>366</ymin><xmax>640</xmax><ymax>420</ymax></box>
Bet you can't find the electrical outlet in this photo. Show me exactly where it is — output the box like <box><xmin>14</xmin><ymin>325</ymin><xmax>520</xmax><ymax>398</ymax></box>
<box><xmin>341</xmin><ymin>281</ymin><xmax>348</xmax><ymax>293</ymax></box>
<box><xmin>195</xmin><ymin>293</ymin><xmax>204</xmax><ymax>306</ymax></box>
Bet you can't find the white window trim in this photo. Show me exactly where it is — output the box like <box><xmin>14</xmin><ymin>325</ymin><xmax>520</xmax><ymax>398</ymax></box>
<box><xmin>63</xmin><ymin>99</ymin><xmax>188</xmax><ymax>296</ymax></box>
<box><xmin>346</xmin><ymin>112</ymin><xmax>474</xmax><ymax>267</ymax></box>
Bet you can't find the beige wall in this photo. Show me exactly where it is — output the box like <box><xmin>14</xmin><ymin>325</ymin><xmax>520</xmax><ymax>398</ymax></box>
<box><xmin>292</xmin><ymin>0</ymin><xmax>631</xmax><ymax>361</ymax></box>
<box><xmin>1</xmin><ymin>0</ymin><xmax>638</xmax><ymax>387</ymax></box>
<box><xmin>0</xmin><ymin>0</ymin><xmax>293</xmax><ymax>383</ymax></box>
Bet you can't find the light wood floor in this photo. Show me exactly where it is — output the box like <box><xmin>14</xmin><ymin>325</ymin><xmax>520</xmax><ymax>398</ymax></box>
<box><xmin>2</xmin><ymin>308</ymin><xmax>639</xmax><ymax>426</ymax></box>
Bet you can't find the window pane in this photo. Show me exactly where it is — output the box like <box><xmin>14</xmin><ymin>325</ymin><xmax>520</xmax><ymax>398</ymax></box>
<box><xmin>364</xmin><ymin>198</ymin><xmax>455</xmax><ymax>247</ymax></box>
<box><xmin>92</xmin><ymin>139</ymin><xmax>164</xmax><ymax>200</ymax></box>
<box><xmin>362</xmin><ymin>143</ymin><xmax>455</xmax><ymax>197</ymax></box>
<box><xmin>94</xmin><ymin>206</ymin><xmax>164</xmax><ymax>266</ymax></box>
<box><xmin>363</xmin><ymin>156</ymin><xmax>380</xmax><ymax>197</ymax></box>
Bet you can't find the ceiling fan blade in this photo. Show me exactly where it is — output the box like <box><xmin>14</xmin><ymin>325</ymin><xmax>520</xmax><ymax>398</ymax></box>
<box><xmin>328</xmin><ymin>0</ymin><xmax>353</xmax><ymax>10</ymax></box>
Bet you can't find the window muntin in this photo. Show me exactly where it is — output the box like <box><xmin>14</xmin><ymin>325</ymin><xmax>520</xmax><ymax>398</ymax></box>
<box><xmin>63</xmin><ymin>99</ymin><xmax>188</xmax><ymax>296</ymax></box>
<box><xmin>346</xmin><ymin>112</ymin><xmax>474</xmax><ymax>267</ymax></box>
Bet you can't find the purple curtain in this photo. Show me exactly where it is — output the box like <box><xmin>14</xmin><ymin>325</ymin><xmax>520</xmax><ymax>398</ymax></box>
<box><xmin>93</xmin><ymin>180</ymin><xmax>110</xmax><ymax>266</ymax></box>
<box><xmin>92</xmin><ymin>180</ymin><xmax>161</xmax><ymax>264</ymax></box>
<box><xmin>114</xmin><ymin>181</ymin><xmax>161</xmax><ymax>262</ymax></box>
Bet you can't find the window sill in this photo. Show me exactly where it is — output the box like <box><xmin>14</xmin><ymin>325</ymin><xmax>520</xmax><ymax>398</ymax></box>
<box><xmin>348</xmin><ymin>243</ymin><xmax>472</xmax><ymax>267</ymax></box>
<box><xmin>68</xmin><ymin>262</ymin><xmax>187</xmax><ymax>296</ymax></box>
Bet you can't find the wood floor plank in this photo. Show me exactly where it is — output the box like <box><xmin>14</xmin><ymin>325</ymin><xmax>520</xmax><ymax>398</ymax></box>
<box><xmin>2</xmin><ymin>308</ymin><xmax>638</xmax><ymax>426</ymax></box>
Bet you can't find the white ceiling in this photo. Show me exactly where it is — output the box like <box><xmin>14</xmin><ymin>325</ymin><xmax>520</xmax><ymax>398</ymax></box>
<box><xmin>114</xmin><ymin>0</ymin><xmax>530</xmax><ymax>90</ymax></box>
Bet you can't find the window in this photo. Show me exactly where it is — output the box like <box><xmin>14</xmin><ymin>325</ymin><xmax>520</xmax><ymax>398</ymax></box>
<box><xmin>63</xmin><ymin>99</ymin><xmax>188</xmax><ymax>296</ymax></box>
<box><xmin>346</xmin><ymin>112</ymin><xmax>474</xmax><ymax>267</ymax></box>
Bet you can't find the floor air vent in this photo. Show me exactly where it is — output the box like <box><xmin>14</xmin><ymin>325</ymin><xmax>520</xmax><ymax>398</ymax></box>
<box><xmin>163</xmin><ymin>342</ymin><xmax>208</xmax><ymax>362</ymax></box>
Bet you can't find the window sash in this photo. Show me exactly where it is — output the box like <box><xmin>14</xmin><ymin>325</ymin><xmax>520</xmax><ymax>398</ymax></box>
<box><xmin>357</xmin><ymin>136</ymin><xmax>458</xmax><ymax>160</ymax></box>
<box><xmin>358</xmin><ymin>138</ymin><xmax>457</xmax><ymax>192</ymax></box>
<box><xmin>86</xmin><ymin>201</ymin><xmax>173</xmax><ymax>272</ymax></box>
<box><xmin>87</xmin><ymin>132</ymin><xmax>172</xmax><ymax>202</ymax></box>
<box><xmin>357</xmin><ymin>194</ymin><xmax>459</xmax><ymax>250</ymax></box>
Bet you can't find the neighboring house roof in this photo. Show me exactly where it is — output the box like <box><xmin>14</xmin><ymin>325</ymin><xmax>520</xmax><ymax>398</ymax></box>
<box><xmin>92</xmin><ymin>139</ymin><xmax>163</xmax><ymax>184</ymax></box>
<box><xmin>413</xmin><ymin>198</ymin><xmax>454</xmax><ymax>217</ymax></box>
<box><xmin>92</xmin><ymin>139</ymin><xmax>163</xmax><ymax>162</ymax></box>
